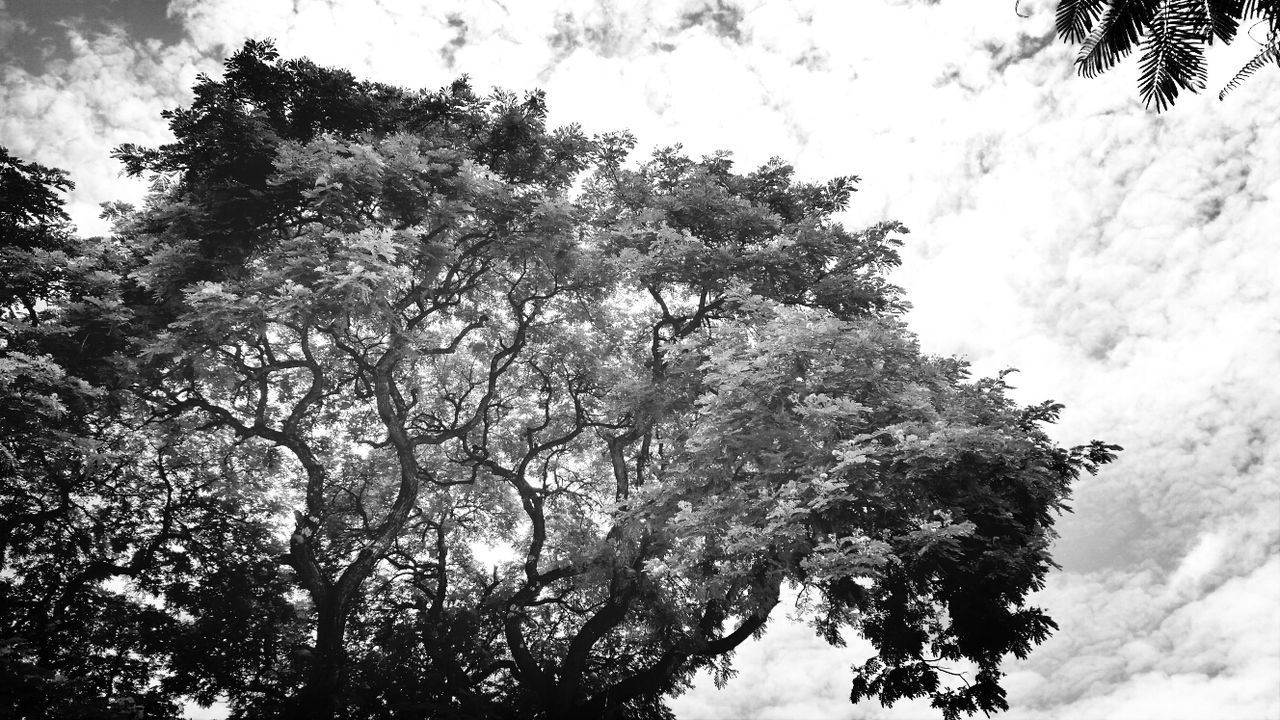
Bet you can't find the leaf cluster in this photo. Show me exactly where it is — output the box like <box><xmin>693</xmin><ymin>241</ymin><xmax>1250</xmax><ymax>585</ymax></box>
<box><xmin>1055</xmin><ymin>0</ymin><xmax>1279</xmax><ymax>109</ymax></box>
<box><xmin>111</xmin><ymin>39</ymin><xmax>593</xmax><ymax>302</ymax></box>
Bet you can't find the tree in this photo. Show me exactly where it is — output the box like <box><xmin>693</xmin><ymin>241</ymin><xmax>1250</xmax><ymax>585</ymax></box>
<box><xmin>0</xmin><ymin>148</ymin><xmax>178</xmax><ymax>719</ymax></box>
<box><xmin>1055</xmin><ymin>0</ymin><xmax>1279</xmax><ymax>110</ymax></box>
<box><xmin>1</xmin><ymin>147</ymin><xmax>301</xmax><ymax>719</ymax></box>
<box><xmin>13</xmin><ymin>41</ymin><xmax>1118</xmax><ymax>720</ymax></box>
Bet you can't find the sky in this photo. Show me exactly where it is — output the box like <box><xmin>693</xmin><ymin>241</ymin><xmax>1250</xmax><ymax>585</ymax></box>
<box><xmin>2</xmin><ymin>1</ymin><xmax>1278</xmax><ymax>718</ymax></box>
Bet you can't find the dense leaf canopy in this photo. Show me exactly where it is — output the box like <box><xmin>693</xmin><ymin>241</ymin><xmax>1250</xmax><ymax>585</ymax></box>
<box><xmin>1</xmin><ymin>41</ymin><xmax>1118</xmax><ymax>720</ymax></box>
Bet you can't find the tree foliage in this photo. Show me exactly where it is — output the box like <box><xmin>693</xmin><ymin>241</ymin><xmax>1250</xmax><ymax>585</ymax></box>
<box><xmin>1055</xmin><ymin>0</ymin><xmax>1280</xmax><ymax>109</ymax></box>
<box><xmin>1</xmin><ymin>145</ymin><xmax>297</xmax><ymax>719</ymax></box>
<box><xmin>2</xmin><ymin>41</ymin><xmax>1119</xmax><ymax>720</ymax></box>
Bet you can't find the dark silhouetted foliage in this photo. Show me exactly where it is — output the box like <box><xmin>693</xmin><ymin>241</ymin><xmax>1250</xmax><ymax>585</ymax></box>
<box><xmin>1055</xmin><ymin>0</ymin><xmax>1279</xmax><ymax>109</ymax></box>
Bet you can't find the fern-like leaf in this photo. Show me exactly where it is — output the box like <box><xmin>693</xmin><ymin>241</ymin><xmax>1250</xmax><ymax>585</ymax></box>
<box><xmin>1203</xmin><ymin>0</ymin><xmax>1243</xmax><ymax>43</ymax></box>
<box><xmin>1057</xmin><ymin>0</ymin><xmax>1108</xmax><ymax>42</ymax></box>
<box><xmin>1140</xmin><ymin>0</ymin><xmax>1209</xmax><ymax>110</ymax></box>
<box><xmin>1077</xmin><ymin>0</ymin><xmax>1160</xmax><ymax>78</ymax></box>
<box><xmin>1218</xmin><ymin>38</ymin><xmax>1280</xmax><ymax>98</ymax></box>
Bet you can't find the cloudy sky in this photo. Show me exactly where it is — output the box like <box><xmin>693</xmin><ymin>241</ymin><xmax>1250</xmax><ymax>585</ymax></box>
<box><xmin>3</xmin><ymin>1</ymin><xmax>1278</xmax><ymax>718</ymax></box>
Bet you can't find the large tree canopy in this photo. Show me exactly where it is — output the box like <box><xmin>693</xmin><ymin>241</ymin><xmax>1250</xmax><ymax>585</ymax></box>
<box><xmin>2</xmin><ymin>41</ymin><xmax>1118</xmax><ymax>720</ymax></box>
<box><xmin>1055</xmin><ymin>0</ymin><xmax>1279</xmax><ymax>109</ymax></box>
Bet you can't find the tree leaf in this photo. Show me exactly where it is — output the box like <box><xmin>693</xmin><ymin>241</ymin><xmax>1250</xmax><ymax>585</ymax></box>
<box><xmin>1218</xmin><ymin>37</ymin><xmax>1280</xmax><ymax>99</ymax></box>
<box><xmin>1077</xmin><ymin>0</ymin><xmax>1159</xmax><ymax>78</ymax></box>
<box><xmin>1139</xmin><ymin>0</ymin><xmax>1209</xmax><ymax>110</ymax></box>
<box><xmin>1057</xmin><ymin>0</ymin><xmax>1108</xmax><ymax>42</ymax></box>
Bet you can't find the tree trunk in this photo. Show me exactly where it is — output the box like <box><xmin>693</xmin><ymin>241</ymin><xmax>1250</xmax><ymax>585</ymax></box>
<box><xmin>292</xmin><ymin>596</ymin><xmax>348</xmax><ymax>720</ymax></box>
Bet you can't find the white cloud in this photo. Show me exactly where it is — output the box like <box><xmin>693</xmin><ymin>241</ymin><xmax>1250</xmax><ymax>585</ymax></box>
<box><xmin>0</xmin><ymin>28</ymin><xmax>213</xmax><ymax>234</ymax></box>
<box><xmin>1005</xmin><ymin>557</ymin><xmax>1280</xmax><ymax>719</ymax></box>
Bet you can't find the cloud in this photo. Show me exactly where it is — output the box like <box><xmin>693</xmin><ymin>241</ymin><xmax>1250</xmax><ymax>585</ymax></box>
<box><xmin>667</xmin><ymin>600</ymin><xmax>917</xmax><ymax>720</ymax></box>
<box><xmin>0</xmin><ymin>1</ymin><xmax>33</xmax><ymax>50</ymax></box>
<box><xmin>1004</xmin><ymin>555</ymin><xmax>1280</xmax><ymax>719</ymax></box>
<box><xmin>0</xmin><ymin>27</ymin><xmax>213</xmax><ymax>234</ymax></box>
